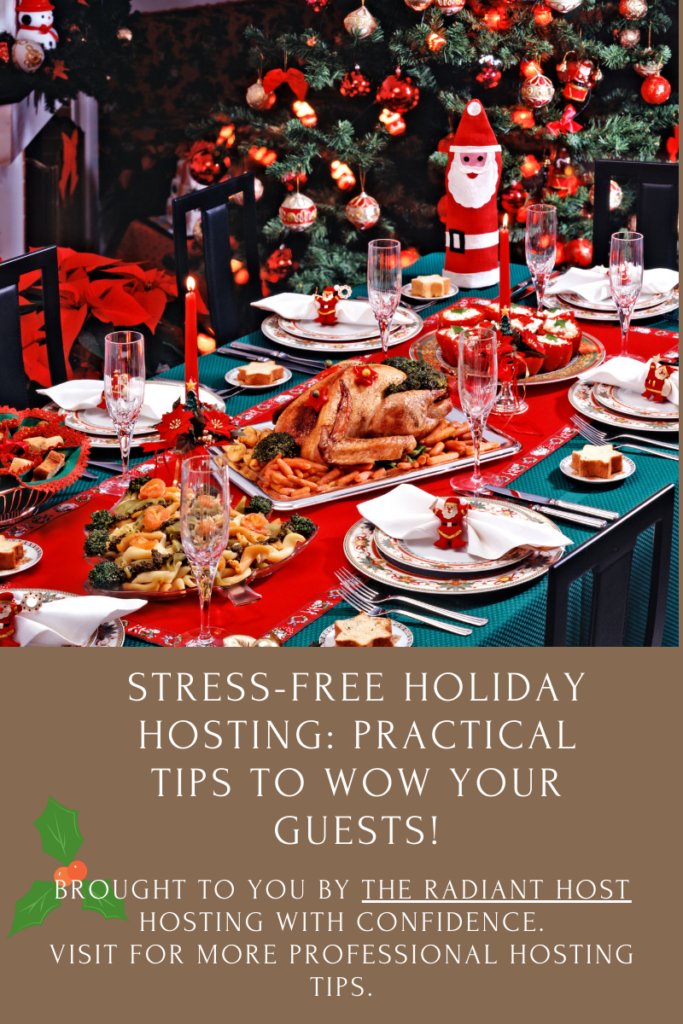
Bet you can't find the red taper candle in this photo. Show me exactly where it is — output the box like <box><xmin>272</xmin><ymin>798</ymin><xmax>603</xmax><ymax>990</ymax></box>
<box><xmin>184</xmin><ymin>276</ymin><xmax>198</xmax><ymax>397</ymax></box>
<box><xmin>499</xmin><ymin>213</ymin><xmax>511</xmax><ymax>316</ymax></box>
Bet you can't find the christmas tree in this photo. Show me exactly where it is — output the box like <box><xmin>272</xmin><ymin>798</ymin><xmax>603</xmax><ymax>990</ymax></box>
<box><xmin>183</xmin><ymin>0</ymin><xmax>678</xmax><ymax>293</ymax></box>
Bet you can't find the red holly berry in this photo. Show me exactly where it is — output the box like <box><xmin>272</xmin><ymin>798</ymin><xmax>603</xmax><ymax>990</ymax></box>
<box><xmin>54</xmin><ymin>866</ymin><xmax>72</xmax><ymax>887</ymax></box>
<box><xmin>68</xmin><ymin>860</ymin><xmax>88</xmax><ymax>881</ymax></box>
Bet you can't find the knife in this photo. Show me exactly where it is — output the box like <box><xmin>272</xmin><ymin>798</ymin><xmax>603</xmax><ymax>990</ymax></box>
<box><xmin>481</xmin><ymin>485</ymin><xmax>619</xmax><ymax>520</ymax></box>
<box><xmin>218</xmin><ymin>342</ymin><xmax>328</xmax><ymax>371</ymax></box>
<box><xmin>454</xmin><ymin>487</ymin><xmax>611</xmax><ymax>529</ymax></box>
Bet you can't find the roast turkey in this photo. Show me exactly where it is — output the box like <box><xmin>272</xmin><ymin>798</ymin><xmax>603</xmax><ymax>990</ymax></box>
<box><xmin>274</xmin><ymin>361</ymin><xmax>452</xmax><ymax>465</ymax></box>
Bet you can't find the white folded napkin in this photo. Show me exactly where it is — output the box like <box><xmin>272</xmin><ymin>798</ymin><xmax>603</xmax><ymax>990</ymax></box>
<box><xmin>359</xmin><ymin>484</ymin><xmax>571</xmax><ymax>562</ymax></box>
<box><xmin>252</xmin><ymin>293</ymin><xmax>412</xmax><ymax>326</ymax></box>
<box><xmin>12</xmin><ymin>594</ymin><xmax>146</xmax><ymax>647</ymax></box>
<box><xmin>576</xmin><ymin>356</ymin><xmax>679</xmax><ymax>407</ymax></box>
<box><xmin>37</xmin><ymin>380</ymin><xmax>201</xmax><ymax>422</ymax></box>
<box><xmin>546</xmin><ymin>266</ymin><xmax>678</xmax><ymax>305</ymax></box>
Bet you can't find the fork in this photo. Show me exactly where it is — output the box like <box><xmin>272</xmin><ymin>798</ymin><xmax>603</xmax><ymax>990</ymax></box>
<box><xmin>400</xmin><ymin>299</ymin><xmax>441</xmax><ymax>314</ymax></box>
<box><xmin>336</xmin><ymin>567</ymin><xmax>488</xmax><ymax>626</ymax></box>
<box><xmin>571</xmin><ymin>415</ymin><xmax>679</xmax><ymax>459</ymax></box>
<box><xmin>338</xmin><ymin>586</ymin><xmax>472</xmax><ymax>637</ymax></box>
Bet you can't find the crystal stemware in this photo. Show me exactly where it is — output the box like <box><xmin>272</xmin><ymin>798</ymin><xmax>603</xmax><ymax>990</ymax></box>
<box><xmin>179</xmin><ymin>454</ymin><xmax>231</xmax><ymax>647</ymax></box>
<box><xmin>367</xmin><ymin>239</ymin><xmax>402</xmax><ymax>354</ymax></box>
<box><xmin>609</xmin><ymin>230</ymin><xmax>644</xmax><ymax>357</ymax></box>
<box><xmin>525</xmin><ymin>204</ymin><xmax>557</xmax><ymax>312</ymax></box>
<box><xmin>100</xmin><ymin>331</ymin><xmax>145</xmax><ymax>497</ymax></box>
<box><xmin>450</xmin><ymin>327</ymin><xmax>498</xmax><ymax>496</ymax></box>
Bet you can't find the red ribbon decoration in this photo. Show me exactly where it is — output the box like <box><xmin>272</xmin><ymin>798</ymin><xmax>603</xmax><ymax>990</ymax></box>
<box><xmin>59</xmin><ymin>129</ymin><xmax>79</xmax><ymax>204</ymax></box>
<box><xmin>262</xmin><ymin>68</ymin><xmax>308</xmax><ymax>101</ymax></box>
<box><xmin>547</xmin><ymin>105</ymin><xmax>583</xmax><ymax>137</ymax></box>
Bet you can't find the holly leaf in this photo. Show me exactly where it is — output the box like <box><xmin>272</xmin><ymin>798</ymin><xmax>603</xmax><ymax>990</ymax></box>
<box><xmin>8</xmin><ymin>880</ymin><xmax>61</xmax><ymax>937</ymax></box>
<box><xmin>33</xmin><ymin>796</ymin><xmax>83</xmax><ymax>864</ymax></box>
<box><xmin>82</xmin><ymin>880</ymin><xmax>127</xmax><ymax>922</ymax></box>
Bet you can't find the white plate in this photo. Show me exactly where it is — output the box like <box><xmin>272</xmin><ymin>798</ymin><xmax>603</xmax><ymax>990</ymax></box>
<box><xmin>260</xmin><ymin>308</ymin><xmax>424</xmax><ymax>354</ymax></box>
<box><xmin>543</xmin><ymin>288</ymin><xmax>679</xmax><ymax>322</ymax></box>
<box><xmin>568</xmin><ymin>380</ymin><xmax>679</xmax><ymax>433</ymax></box>
<box><xmin>227</xmin><ymin>411</ymin><xmax>521</xmax><ymax>511</ymax></box>
<box><xmin>10</xmin><ymin>587</ymin><xmax>125</xmax><ymax>647</ymax></box>
<box><xmin>0</xmin><ymin>540</ymin><xmax>42</xmax><ymax>577</ymax></box>
<box><xmin>280</xmin><ymin>317</ymin><xmax>381</xmax><ymax>341</ymax></box>
<box><xmin>554</xmin><ymin>290</ymin><xmax>668</xmax><ymax>312</ymax></box>
<box><xmin>61</xmin><ymin>381</ymin><xmax>224</xmax><ymax>437</ymax></box>
<box><xmin>374</xmin><ymin>524</ymin><xmax>527</xmax><ymax>577</ymax></box>
<box><xmin>593</xmin><ymin>382</ymin><xmax>679</xmax><ymax>421</ymax></box>
<box><xmin>320</xmin><ymin>619</ymin><xmax>413</xmax><ymax>647</ymax></box>
<box><xmin>225</xmin><ymin>366</ymin><xmax>292</xmax><ymax>391</ymax></box>
<box><xmin>559</xmin><ymin>453</ymin><xmax>636</xmax><ymax>485</ymax></box>
<box><xmin>401</xmin><ymin>282</ymin><xmax>458</xmax><ymax>302</ymax></box>
<box><xmin>344</xmin><ymin>504</ymin><xmax>566</xmax><ymax>597</ymax></box>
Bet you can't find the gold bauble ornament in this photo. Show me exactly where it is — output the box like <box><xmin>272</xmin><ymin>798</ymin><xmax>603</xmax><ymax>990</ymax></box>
<box><xmin>344</xmin><ymin>4</ymin><xmax>377</xmax><ymax>38</ymax></box>
<box><xmin>345</xmin><ymin>191</ymin><xmax>381</xmax><ymax>230</ymax></box>
<box><xmin>618</xmin><ymin>0</ymin><xmax>648</xmax><ymax>19</ymax></box>
<box><xmin>279</xmin><ymin>191</ymin><xmax>318</xmax><ymax>231</ymax></box>
<box><xmin>12</xmin><ymin>39</ymin><xmax>44</xmax><ymax>73</ymax></box>
<box><xmin>246</xmin><ymin>77</ymin><xmax>276</xmax><ymax>110</ymax></box>
<box><xmin>223</xmin><ymin>635</ymin><xmax>258</xmax><ymax>647</ymax></box>
<box><xmin>253</xmin><ymin>632</ymin><xmax>283</xmax><ymax>648</ymax></box>
<box><xmin>520</xmin><ymin>73</ymin><xmax>555</xmax><ymax>109</ymax></box>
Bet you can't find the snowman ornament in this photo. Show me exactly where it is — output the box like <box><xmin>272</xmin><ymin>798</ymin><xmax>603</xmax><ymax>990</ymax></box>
<box><xmin>16</xmin><ymin>0</ymin><xmax>58</xmax><ymax>51</ymax></box>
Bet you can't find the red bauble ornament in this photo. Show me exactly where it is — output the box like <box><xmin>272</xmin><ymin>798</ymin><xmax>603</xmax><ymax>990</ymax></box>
<box><xmin>404</xmin><ymin>0</ymin><xmax>432</xmax><ymax>9</ymax></box>
<box><xmin>641</xmin><ymin>74</ymin><xmax>671</xmax><ymax>105</ymax></box>
<box><xmin>346</xmin><ymin>191</ymin><xmax>381</xmax><ymax>230</ymax></box>
<box><xmin>565</xmin><ymin>238</ymin><xmax>593</xmax><ymax>266</ymax></box>
<box><xmin>279</xmin><ymin>192</ymin><xmax>317</xmax><ymax>231</ymax></box>
<box><xmin>501</xmin><ymin>182</ymin><xmax>528</xmax><ymax>214</ymax></box>
<box><xmin>433</xmin><ymin>0</ymin><xmax>466</xmax><ymax>14</ymax></box>
<box><xmin>521</xmin><ymin>74</ymin><xmax>555</xmax><ymax>108</ymax></box>
<box><xmin>188</xmin><ymin>141</ymin><xmax>224</xmax><ymax>185</ymax></box>
<box><xmin>376</xmin><ymin>72</ymin><xmax>419</xmax><ymax>114</ymax></box>
<box><xmin>555</xmin><ymin>241</ymin><xmax>565</xmax><ymax>264</ymax></box>
<box><xmin>476</xmin><ymin>66</ymin><xmax>502</xmax><ymax>88</ymax></box>
<box><xmin>340</xmin><ymin>68</ymin><xmax>372</xmax><ymax>97</ymax></box>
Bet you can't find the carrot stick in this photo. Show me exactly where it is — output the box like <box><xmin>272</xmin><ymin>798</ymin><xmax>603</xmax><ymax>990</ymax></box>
<box><xmin>426</xmin><ymin>452</ymin><xmax>462</xmax><ymax>465</ymax></box>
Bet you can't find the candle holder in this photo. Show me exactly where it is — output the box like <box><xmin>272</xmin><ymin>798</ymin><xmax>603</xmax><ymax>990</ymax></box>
<box><xmin>493</xmin><ymin>318</ymin><xmax>528</xmax><ymax>415</ymax></box>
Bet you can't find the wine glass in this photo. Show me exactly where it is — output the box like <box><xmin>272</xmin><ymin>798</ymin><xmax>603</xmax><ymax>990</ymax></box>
<box><xmin>450</xmin><ymin>327</ymin><xmax>498</xmax><ymax>496</ymax></box>
<box><xmin>525</xmin><ymin>204</ymin><xmax>557</xmax><ymax>312</ymax></box>
<box><xmin>179</xmin><ymin>454</ymin><xmax>231</xmax><ymax>647</ymax></box>
<box><xmin>100</xmin><ymin>331</ymin><xmax>145</xmax><ymax>497</ymax></box>
<box><xmin>367</xmin><ymin>239</ymin><xmax>402</xmax><ymax>354</ymax></box>
<box><xmin>609</xmin><ymin>230</ymin><xmax>644</xmax><ymax>357</ymax></box>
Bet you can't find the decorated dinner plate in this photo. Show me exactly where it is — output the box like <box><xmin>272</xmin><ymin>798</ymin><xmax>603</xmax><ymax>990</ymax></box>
<box><xmin>279</xmin><ymin>316</ymin><xmax>381</xmax><ymax>341</ymax></box>
<box><xmin>559</xmin><ymin>453</ymin><xmax>636</xmax><ymax>485</ymax></box>
<box><xmin>542</xmin><ymin>287</ymin><xmax>679</xmax><ymax>322</ymax></box>
<box><xmin>0</xmin><ymin>540</ymin><xmax>42</xmax><ymax>577</ymax></box>
<box><xmin>374</xmin><ymin>521</ymin><xmax>527</xmax><ymax>577</ymax></box>
<box><xmin>593</xmin><ymin>382</ymin><xmax>679</xmax><ymax>421</ymax></box>
<box><xmin>344</xmin><ymin>502</ymin><xmax>567</xmax><ymax>598</ymax></box>
<box><xmin>401</xmin><ymin>282</ymin><xmax>458</xmax><ymax>302</ymax></box>
<box><xmin>319</xmin><ymin>620</ymin><xmax>413</xmax><ymax>647</ymax></box>
<box><xmin>225</xmin><ymin>366</ymin><xmax>292</xmax><ymax>391</ymax></box>
<box><xmin>260</xmin><ymin>308</ymin><xmax>424</xmax><ymax>354</ymax></box>
<box><xmin>411</xmin><ymin>329</ymin><xmax>605</xmax><ymax>386</ymax></box>
<box><xmin>568</xmin><ymin>380</ymin><xmax>679</xmax><ymax>433</ymax></box>
<box><xmin>62</xmin><ymin>382</ymin><xmax>224</xmax><ymax>438</ymax></box>
<box><xmin>553</xmin><ymin>289</ymin><xmax>669</xmax><ymax>312</ymax></box>
<box><xmin>11</xmin><ymin>587</ymin><xmax>125</xmax><ymax>647</ymax></box>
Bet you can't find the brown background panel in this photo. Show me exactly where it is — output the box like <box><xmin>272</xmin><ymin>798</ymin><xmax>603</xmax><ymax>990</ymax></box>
<box><xmin>0</xmin><ymin>647</ymin><xmax>680</xmax><ymax>1023</ymax></box>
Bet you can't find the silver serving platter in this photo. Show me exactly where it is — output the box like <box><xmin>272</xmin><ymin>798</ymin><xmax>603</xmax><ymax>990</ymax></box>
<box><xmin>225</xmin><ymin>410</ymin><xmax>522</xmax><ymax>511</ymax></box>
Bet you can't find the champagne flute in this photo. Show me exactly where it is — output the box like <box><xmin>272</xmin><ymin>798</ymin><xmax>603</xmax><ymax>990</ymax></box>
<box><xmin>179</xmin><ymin>454</ymin><xmax>231</xmax><ymax>647</ymax></box>
<box><xmin>525</xmin><ymin>204</ymin><xmax>557</xmax><ymax>312</ymax></box>
<box><xmin>450</xmin><ymin>327</ymin><xmax>498</xmax><ymax>496</ymax></box>
<box><xmin>101</xmin><ymin>331</ymin><xmax>145</xmax><ymax>497</ymax></box>
<box><xmin>609</xmin><ymin>230</ymin><xmax>644</xmax><ymax>357</ymax></box>
<box><xmin>367</xmin><ymin>239</ymin><xmax>402</xmax><ymax>354</ymax></box>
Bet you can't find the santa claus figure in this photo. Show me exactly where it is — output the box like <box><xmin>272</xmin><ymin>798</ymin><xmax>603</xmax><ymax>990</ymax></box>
<box><xmin>433</xmin><ymin>496</ymin><xmax>470</xmax><ymax>550</ymax></box>
<box><xmin>314</xmin><ymin>286</ymin><xmax>343</xmax><ymax>326</ymax></box>
<box><xmin>642</xmin><ymin>357</ymin><xmax>675</xmax><ymax>403</ymax></box>
<box><xmin>443</xmin><ymin>100</ymin><xmax>502</xmax><ymax>290</ymax></box>
<box><xmin>16</xmin><ymin>0</ymin><xmax>58</xmax><ymax>50</ymax></box>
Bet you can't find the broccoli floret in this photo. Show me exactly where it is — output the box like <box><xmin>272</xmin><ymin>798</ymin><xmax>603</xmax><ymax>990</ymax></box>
<box><xmin>280</xmin><ymin>513</ymin><xmax>316</xmax><ymax>540</ymax></box>
<box><xmin>383</xmin><ymin>356</ymin><xmax>415</xmax><ymax>374</ymax></box>
<box><xmin>84</xmin><ymin>529</ymin><xmax>111</xmax><ymax>558</ymax></box>
<box><xmin>245</xmin><ymin>496</ymin><xmax>273</xmax><ymax>517</ymax></box>
<box><xmin>85</xmin><ymin>509</ymin><xmax>116</xmax><ymax>532</ymax></box>
<box><xmin>87</xmin><ymin>561</ymin><xmax>125</xmax><ymax>590</ymax></box>
<box><xmin>384</xmin><ymin>362</ymin><xmax>448</xmax><ymax>396</ymax></box>
<box><xmin>252</xmin><ymin>431</ymin><xmax>300</xmax><ymax>464</ymax></box>
<box><xmin>126</xmin><ymin>474</ymin><xmax>152</xmax><ymax>495</ymax></box>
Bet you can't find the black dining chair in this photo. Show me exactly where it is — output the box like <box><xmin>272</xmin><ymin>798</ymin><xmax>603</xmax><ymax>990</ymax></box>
<box><xmin>592</xmin><ymin>158</ymin><xmax>679</xmax><ymax>271</ymax></box>
<box><xmin>172</xmin><ymin>173</ymin><xmax>262</xmax><ymax>346</ymax></box>
<box><xmin>0</xmin><ymin>245</ymin><xmax>68</xmax><ymax>409</ymax></box>
<box><xmin>545</xmin><ymin>484</ymin><xmax>676</xmax><ymax>647</ymax></box>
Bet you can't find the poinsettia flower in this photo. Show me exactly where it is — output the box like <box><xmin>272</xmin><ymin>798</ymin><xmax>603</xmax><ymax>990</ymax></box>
<box><xmin>304</xmin><ymin>386</ymin><xmax>329</xmax><ymax>412</ymax></box>
<box><xmin>82</xmin><ymin>279</ymin><xmax>149</xmax><ymax>327</ymax></box>
<box><xmin>203</xmin><ymin>409</ymin><xmax>233</xmax><ymax>436</ymax></box>
<box><xmin>353</xmin><ymin>364</ymin><xmax>378</xmax><ymax>387</ymax></box>
<box><xmin>156</xmin><ymin>406</ymin><xmax>195</xmax><ymax>444</ymax></box>
<box><xmin>59</xmin><ymin>252</ymin><xmax>121</xmax><ymax>275</ymax></box>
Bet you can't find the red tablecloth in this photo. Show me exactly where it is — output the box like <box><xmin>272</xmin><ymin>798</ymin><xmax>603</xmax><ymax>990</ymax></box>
<box><xmin>7</xmin><ymin>319</ymin><xmax>678</xmax><ymax>643</ymax></box>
